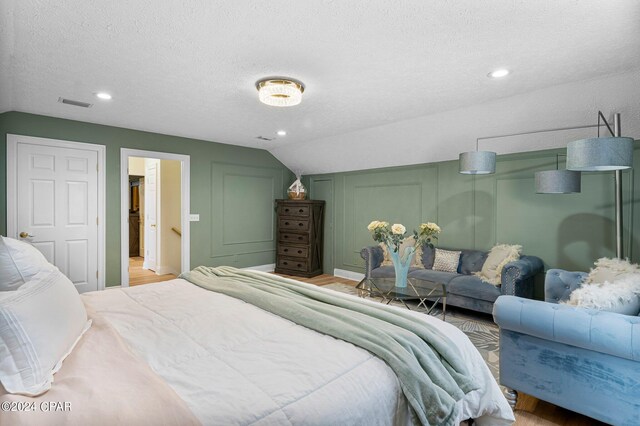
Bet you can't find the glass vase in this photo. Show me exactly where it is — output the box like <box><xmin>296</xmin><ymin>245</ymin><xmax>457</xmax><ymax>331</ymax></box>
<box><xmin>388</xmin><ymin>245</ymin><xmax>416</xmax><ymax>288</ymax></box>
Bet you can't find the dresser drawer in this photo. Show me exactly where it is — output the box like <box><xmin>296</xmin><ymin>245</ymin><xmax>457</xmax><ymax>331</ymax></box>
<box><xmin>279</xmin><ymin>218</ymin><xmax>310</xmax><ymax>231</ymax></box>
<box><xmin>277</xmin><ymin>257</ymin><xmax>308</xmax><ymax>272</ymax></box>
<box><xmin>277</xmin><ymin>245</ymin><xmax>308</xmax><ymax>258</ymax></box>
<box><xmin>278</xmin><ymin>204</ymin><xmax>310</xmax><ymax>217</ymax></box>
<box><xmin>279</xmin><ymin>232</ymin><xmax>309</xmax><ymax>244</ymax></box>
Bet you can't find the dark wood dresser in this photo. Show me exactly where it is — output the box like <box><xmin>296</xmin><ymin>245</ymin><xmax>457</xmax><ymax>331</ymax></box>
<box><xmin>275</xmin><ymin>199</ymin><xmax>325</xmax><ymax>278</ymax></box>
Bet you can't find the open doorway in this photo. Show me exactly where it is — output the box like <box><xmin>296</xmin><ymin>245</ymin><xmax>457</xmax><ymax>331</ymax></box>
<box><xmin>120</xmin><ymin>149</ymin><xmax>190</xmax><ymax>288</ymax></box>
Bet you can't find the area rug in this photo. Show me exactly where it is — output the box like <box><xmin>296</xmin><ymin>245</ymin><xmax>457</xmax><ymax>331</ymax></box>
<box><xmin>322</xmin><ymin>283</ymin><xmax>500</xmax><ymax>383</ymax></box>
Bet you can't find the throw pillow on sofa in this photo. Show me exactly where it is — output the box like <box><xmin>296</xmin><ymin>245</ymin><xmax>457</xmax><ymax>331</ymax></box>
<box><xmin>380</xmin><ymin>236</ymin><xmax>424</xmax><ymax>268</ymax></box>
<box><xmin>475</xmin><ymin>244</ymin><xmax>522</xmax><ymax>285</ymax></box>
<box><xmin>563</xmin><ymin>274</ymin><xmax>640</xmax><ymax>315</ymax></box>
<box><xmin>585</xmin><ymin>257</ymin><xmax>640</xmax><ymax>284</ymax></box>
<box><xmin>432</xmin><ymin>249</ymin><xmax>461</xmax><ymax>273</ymax></box>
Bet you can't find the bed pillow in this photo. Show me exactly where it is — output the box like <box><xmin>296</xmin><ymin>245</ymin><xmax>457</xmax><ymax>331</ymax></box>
<box><xmin>0</xmin><ymin>268</ymin><xmax>91</xmax><ymax>396</ymax></box>
<box><xmin>475</xmin><ymin>244</ymin><xmax>522</xmax><ymax>285</ymax></box>
<box><xmin>380</xmin><ymin>236</ymin><xmax>424</xmax><ymax>268</ymax></box>
<box><xmin>0</xmin><ymin>236</ymin><xmax>53</xmax><ymax>291</ymax></box>
<box><xmin>585</xmin><ymin>257</ymin><xmax>640</xmax><ymax>285</ymax></box>
<box><xmin>432</xmin><ymin>249</ymin><xmax>461</xmax><ymax>273</ymax></box>
<box><xmin>563</xmin><ymin>275</ymin><xmax>640</xmax><ymax>315</ymax></box>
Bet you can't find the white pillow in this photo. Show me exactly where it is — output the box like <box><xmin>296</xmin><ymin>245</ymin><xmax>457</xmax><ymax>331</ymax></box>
<box><xmin>0</xmin><ymin>268</ymin><xmax>91</xmax><ymax>395</ymax></box>
<box><xmin>0</xmin><ymin>236</ymin><xmax>54</xmax><ymax>291</ymax></box>
<box><xmin>563</xmin><ymin>274</ymin><xmax>640</xmax><ymax>315</ymax></box>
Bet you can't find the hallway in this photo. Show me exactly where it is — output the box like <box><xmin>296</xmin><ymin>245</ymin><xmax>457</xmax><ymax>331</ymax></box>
<box><xmin>129</xmin><ymin>257</ymin><xmax>177</xmax><ymax>286</ymax></box>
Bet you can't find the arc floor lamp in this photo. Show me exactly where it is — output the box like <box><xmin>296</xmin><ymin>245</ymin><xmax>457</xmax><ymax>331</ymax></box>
<box><xmin>459</xmin><ymin>111</ymin><xmax>633</xmax><ymax>259</ymax></box>
<box><xmin>566</xmin><ymin>112</ymin><xmax>633</xmax><ymax>259</ymax></box>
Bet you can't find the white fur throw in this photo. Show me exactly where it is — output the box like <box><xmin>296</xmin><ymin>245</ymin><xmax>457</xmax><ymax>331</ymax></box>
<box><xmin>585</xmin><ymin>257</ymin><xmax>640</xmax><ymax>284</ymax></box>
<box><xmin>564</xmin><ymin>274</ymin><xmax>640</xmax><ymax>316</ymax></box>
<box><xmin>475</xmin><ymin>244</ymin><xmax>522</xmax><ymax>285</ymax></box>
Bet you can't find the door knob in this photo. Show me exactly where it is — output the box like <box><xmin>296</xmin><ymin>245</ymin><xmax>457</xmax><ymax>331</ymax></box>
<box><xmin>150</xmin><ymin>224</ymin><xmax>156</xmax><ymax>228</ymax></box>
<box><xmin>19</xmin><ymin>232</ymin><xmax>35</xmax><ymax>238</ymax></box>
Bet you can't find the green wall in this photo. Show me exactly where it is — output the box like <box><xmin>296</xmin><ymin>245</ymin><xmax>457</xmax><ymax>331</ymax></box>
<box><xmin>308</xmin><ymin>146</ymin><xmax>640</xmax><ymax>281</ymax></box>
<box><xmin>0</xmin><ymin>111</ymin><xmax>293</xmax><ymax>286</ymax></box>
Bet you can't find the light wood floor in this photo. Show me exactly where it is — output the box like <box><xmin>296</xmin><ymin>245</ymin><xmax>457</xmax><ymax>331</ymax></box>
<box><xmin>128</xmin><ymin>257</ymin><xmax>177</xmax><ymax>286</ymax></box>
<box><xmin>287</xmin><ymin>273</ymin><xmax>606</xmax><ymax>426</ymax></box>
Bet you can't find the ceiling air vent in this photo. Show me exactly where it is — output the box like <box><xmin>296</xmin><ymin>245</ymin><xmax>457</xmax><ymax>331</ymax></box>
<box><xmin>255</xmin><ymin>136</ymin><xmax>274</xmax><ymax>141</ymax></box>
<box><xmin>58</xmin><ymin>97</ymin><xmax>93</xmax><ymax>108</ymax></box>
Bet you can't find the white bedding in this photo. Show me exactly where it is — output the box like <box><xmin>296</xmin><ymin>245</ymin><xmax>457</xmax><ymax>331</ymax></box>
<box><xmin>82</xmin><ymin>277</ymin><xmax>513</xmax><ymax>425</ymax></box>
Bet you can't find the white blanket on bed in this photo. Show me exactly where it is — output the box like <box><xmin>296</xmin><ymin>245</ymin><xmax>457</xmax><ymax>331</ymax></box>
<box><xmin>82</xmin><ymin>277</ymin><xmax>513</xmax><ymax>425</ymax></box>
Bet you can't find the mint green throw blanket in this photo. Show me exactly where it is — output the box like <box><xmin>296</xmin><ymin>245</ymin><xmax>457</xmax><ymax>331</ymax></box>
<box><xmin>180</xmin><ymin>266</ymin><xmax>478</xmax><ymax>425</ymax></box>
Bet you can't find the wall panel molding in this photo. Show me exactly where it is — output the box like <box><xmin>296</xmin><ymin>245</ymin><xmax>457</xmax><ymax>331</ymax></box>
<box><xmin>210</xmin><ymin>162</ymin><xmax>283</xmax><ymax>259</ymax></box>
<box><xmin>308</xmin><ymin>143</ymin><xmax>640</xmax><ymax>275</ymax></box>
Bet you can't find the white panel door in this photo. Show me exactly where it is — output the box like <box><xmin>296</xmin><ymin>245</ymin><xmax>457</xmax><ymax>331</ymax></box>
<box><xmin>144</xmin><ymin>160</ymin><xmax>158</xmax><ymax>272</ymax></box>
<box><xmin>16</xmin><ymin>142</ymin><xmax>98</xmax><ymax>293</ymax></box>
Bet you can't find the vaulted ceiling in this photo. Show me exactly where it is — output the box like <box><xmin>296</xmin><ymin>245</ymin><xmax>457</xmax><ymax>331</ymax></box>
<box><xmin>1</xmin><ymin>1</ymin><xmax>639</xmax><ymax>173</ymax></box>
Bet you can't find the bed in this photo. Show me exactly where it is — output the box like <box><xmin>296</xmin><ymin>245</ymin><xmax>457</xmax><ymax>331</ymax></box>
<box><xmin>0</xmin><ymin>237</ymin><xmax>513</xmax><ymax>426</ymax></box>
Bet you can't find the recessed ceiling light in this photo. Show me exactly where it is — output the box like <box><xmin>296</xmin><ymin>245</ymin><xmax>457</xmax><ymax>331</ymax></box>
<box><xmin>277</xmin><ymin>130</ymin><xmax>287</xmax><ymax>136</ymax></box>
<box><xmin>488</xmin><ymin>69</ymin><xmax>510</xmax><ymax>79</ymax></box>
<box><xmin>95</xmin><ymin>92</ymin><xmax>112</xmax><ymax>100</ymax></box>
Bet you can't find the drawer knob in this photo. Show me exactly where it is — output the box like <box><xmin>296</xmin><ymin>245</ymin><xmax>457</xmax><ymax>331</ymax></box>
<box><xmin>298</xmin><ymin>236</ymin><xmax>303</xmax><ymax>240</ymax></box>
<box><xmin>299</xmin><ymin>209</ymin><xmax>304</xmax><ymax>213</ymax></box>
<box><xmin>298</xmin><ymin>223</ymin><xmax>303</xmax><ymax>226</ymax></box>
<box><xmin>297</xmin><ymin>264</ymin><xmax>302</xmax><ymax>267</ymax></box>
<box><xmin>285</xmin><ymin>222</ymin><xmax>290</xmax><ymax>225</ymax></box>
<box><xmin>285</xmin><ymin>208</ymin><xmax>290</xmax><ymax>212</ymax></box>
<box><xmin>284</xmin><ymin>235</ymin><xmax>289</xmax><ymax>239</ymax></box>
<box><xmin>297</xmin><ymin>250</ymin><xmax>302</xmax><ymax>254</ymax></box>
<box><xmin>284</xmin><ymin>248</ymin><xmax>288</xmax><ymax>252</ymax></box>
<box><xmin>283</xmin><ymin>261</ymin><xmax>288</xmax><ymax>265</ymax></box>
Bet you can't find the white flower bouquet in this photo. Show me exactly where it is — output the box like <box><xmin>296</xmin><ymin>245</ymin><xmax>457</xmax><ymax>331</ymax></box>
<box><xmin>366</xmin><ymin>220</ymin><xmax>441</xmax><ymax>288</ymax></box>
<box><xmin>367</xmin><ymin>220</ymin><xmax>441</xmax><ymax>254</ymax></box>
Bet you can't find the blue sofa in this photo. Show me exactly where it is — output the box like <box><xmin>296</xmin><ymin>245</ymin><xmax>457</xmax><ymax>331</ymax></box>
<box><xmin>494</xmin><ymin>269</ymin><xmax>640</xmax><ymax>425</ymax></box>
<box><xmin>360</xmin><ymin>245</ymin><xmax>543</xmax><ymax>314</ymax></box>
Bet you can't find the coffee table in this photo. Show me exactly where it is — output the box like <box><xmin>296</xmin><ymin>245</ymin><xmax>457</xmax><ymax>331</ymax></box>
<box><xmin>355</xmin><ymin>277</ymin><xmax>447</xmax><ymax>319</ymax></box>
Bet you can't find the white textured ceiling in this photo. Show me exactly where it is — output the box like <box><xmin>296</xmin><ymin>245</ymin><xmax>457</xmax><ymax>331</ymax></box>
<box><xmin>2</xmin><ymin>1</ymin><xmax>640</xmax><ymax>173</ymax></box>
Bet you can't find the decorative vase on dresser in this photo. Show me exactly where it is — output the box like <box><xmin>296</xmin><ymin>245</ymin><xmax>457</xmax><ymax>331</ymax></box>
<box><xmin>275</xmin><ymin>199</ymin><xmax>325</xmax><ymax>278</ymax></box>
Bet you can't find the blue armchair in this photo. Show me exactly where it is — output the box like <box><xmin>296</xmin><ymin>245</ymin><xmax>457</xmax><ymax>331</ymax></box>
<box><xmin>493</xmin><ymin>269</ymin><xmax>640</xmax><ymax>425</ymax></box>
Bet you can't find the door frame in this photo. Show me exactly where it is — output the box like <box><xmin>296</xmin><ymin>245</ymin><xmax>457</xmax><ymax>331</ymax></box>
<box><xmin>120</xmin><ymin>148</ymin><xmax>190</xmax><ymax>287</ymax></box>
<box><xmin>6</xmin><ymin>134</ymin><xmax>107</xmax><ymax>290</ymax></box>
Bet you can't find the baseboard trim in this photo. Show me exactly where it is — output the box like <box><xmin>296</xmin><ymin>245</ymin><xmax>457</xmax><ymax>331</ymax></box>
<box><xmin>333</xmin><ymin>268</ymin><xmax>364</xmax><ymax>282</ymax></box>
<box><xmin>155</xmin><ymin>266</ymin><xmax>180</xmax><ymax>276</ymax></box>
<box><xmin>243</xmin><ymin>263</ymin><xmax>276</xmax><ymax>273</ymax></box>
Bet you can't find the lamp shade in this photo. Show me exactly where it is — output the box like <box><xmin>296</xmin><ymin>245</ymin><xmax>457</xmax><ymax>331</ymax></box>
<box><xmin>566</xmin><ymin>137</ymin><xmax>633</xmax><ymax>171</ymax></box>
<box><xmin>535</xmin><ymin>170</ymin><xmax>581</xmax><ymax>194</ymax></box>
<box><xmin>459</xmin><ymin>151</ymin><xmax>496</xmax><ymax>174</ymax></box>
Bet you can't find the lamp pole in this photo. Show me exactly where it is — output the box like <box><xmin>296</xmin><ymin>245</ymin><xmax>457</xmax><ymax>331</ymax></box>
<box><xmin>614</xmin><ymin>113</ymin><xmax>623</xmax><ymax>259</ymax></box>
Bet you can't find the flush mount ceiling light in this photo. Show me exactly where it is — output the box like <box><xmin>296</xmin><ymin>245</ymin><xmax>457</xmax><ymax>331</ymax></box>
<box><xmin>488</xmin><ymin>69</ymin><xmax>510</xmax><ymax>79</ymax></box>
<box><xmin>95</xmin><ymin>92</ymin><xmax>112</xmax><ymax>100</ymax></box>
<box><xmin>277</xmin><ymin>130</ymin><xmax>287</xmax><ymax>136</ymax></box>
<box><xmin>256</xmin><ymin>78</ymin><xmax>305</xmax><ymax>107</ymax></box>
